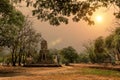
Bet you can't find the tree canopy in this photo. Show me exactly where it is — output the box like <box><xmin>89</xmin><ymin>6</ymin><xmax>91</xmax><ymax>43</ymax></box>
<box><xmin>29</xmin><ymin>0</ymin><xmax>120</xmax><ymax>25</ymax></box>
<box><xmin>1</xmin><ymin>0</ymin><xmax>120</xmax><ymax>26</ymax></box>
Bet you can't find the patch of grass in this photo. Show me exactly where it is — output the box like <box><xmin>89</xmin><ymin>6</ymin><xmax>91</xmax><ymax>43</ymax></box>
<box><xmin>77</xmin><ymin>68</ymin><xmax>120</xmax><ymax>77</ymax></box>
<box><xmin>0</xmin><ymin>57</ymin><xmax>3</xmax><ymax>62</ymax></box>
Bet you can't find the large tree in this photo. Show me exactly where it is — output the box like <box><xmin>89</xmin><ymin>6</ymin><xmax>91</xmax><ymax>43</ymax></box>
<box><xmin>0</xmin><ymin>9</ymin><xmax>25</xmax><ymax>66</ymax></box>
<box><xmin>105</xmin><ymin>34</ymin><xmax>116</xmax><ymax>64</ymax></box>
<box><xmin>94</xmin><ymin>37</ymin><xmax>109</xmax><ymax>63</ymax></box>
<box><xmin>16</xmin><ymin>19</ymin><xmax>41</xmax><ymax>66</ymax></box>
<box><xmin>104</xmin><ymin>27</ymin><xmax>120</xmax><ymax>62</ymax></box>
<box><xmin>112</xmin><ymin>27</ymin><xmax>120</xmax><ymax>61</ymax></box>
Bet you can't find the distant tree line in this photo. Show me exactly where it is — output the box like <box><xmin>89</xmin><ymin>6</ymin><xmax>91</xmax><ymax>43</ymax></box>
<box><xmin>83</xmin><ymin>26</ymin><xmax>120</xmax><ymax>65</ymax></box>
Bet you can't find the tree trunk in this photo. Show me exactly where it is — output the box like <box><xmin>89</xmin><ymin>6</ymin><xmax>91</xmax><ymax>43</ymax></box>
<box><xmin>12</xmin><ymin>61</ymin><xmax>16</xmax><ymax>66</ymax></box>
<box><xmin>18</xmin><ymin>56</ymin><xmax>21</xmax><ymax>66</ymax></box>
<box><xmin>11</xmin><ymin>48</ymin><xmax>15</xmax><ymax>66</ymax></box>
<box><xmin>18</xmin><ymin>50</ymin><xmax>22</xmax><ymax>66</ymax></box>
<box><xmin>11</xmin><ymin>47</ymin><xmax>17</xmax><ymax>66</ymax></box>
<box><xmin>117</xmin><ymin>48</ymin><xmax>120</xmax><ymax>60</ymax></box>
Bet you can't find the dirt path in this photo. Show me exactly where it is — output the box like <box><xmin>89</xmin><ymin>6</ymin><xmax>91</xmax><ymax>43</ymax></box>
<box><xmin>30</xmin><ymin>66</ymin><xmax>72</xmax><ymax>74</ymax></box>
<box><xmin>0</xmin><ymin>64</ymin><xmax>120</xmax><ymax>80</ymax></box>
<box><xmin>0</xmin><ymin>66</ymin><xmax>73</xmax><ymax>80</ymax></box>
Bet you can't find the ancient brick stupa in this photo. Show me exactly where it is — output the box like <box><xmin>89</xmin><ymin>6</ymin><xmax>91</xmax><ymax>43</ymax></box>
<box><xmin>38</xmin><ymin>39</ymin><xmax>50</xmax><ymax>64</ymax></box>
<box><xmin>24</xmin><ymin>38</ymin><xmax>61</xmax><ymax>67</ymax></box>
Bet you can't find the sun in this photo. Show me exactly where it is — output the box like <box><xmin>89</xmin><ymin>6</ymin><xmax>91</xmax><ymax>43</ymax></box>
<box><xmin>96</xmin><ymin>15</ymin><xmax>103</xmax><ymax>23</ymax></box>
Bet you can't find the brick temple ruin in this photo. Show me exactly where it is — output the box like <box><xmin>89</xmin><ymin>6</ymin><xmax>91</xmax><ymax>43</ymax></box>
<box><xmin>38</xmin><ymin>39</ymin><xmax>51</xmax><ymax>64</ymax></box>
<box><xmin>24</xmin><ymin>38</ymin><xmax>61</xmax><ymax>67</ymax></box>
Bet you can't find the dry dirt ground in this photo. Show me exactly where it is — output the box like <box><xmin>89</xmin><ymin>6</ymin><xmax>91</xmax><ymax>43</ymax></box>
<box><xmin>0</xmin><ymin>64</ymin><xmax>120</xmax><ymax>80</ymax></box>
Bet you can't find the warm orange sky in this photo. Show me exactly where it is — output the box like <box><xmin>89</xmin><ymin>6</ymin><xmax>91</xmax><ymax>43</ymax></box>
<box><xmin>17</xmin><ymin>2</ymin><xmax>116</xmax><ymax>52</ymax></box>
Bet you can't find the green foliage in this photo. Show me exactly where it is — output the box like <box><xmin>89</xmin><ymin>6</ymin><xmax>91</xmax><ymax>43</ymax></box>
<box><xmin>83</xmin><ymin>42</ymin><xmax>97</xmax><ymax>63</ymax></box>
<box><xmin>32</xmin><ymin>0</ymin><xmax>96</xmax><ymax>25</ymax></box>
<box><xmin>105</xmin><ymin>34</ymin><xmax>114</xmax><ymax>49</ymax></box>
<box><xmin>83</xmin><ymin>26</ymin><xmax>120</xmax><ymax>64</ymax></box>
<box><xmin>0</xmin><ymin>5</ymin><xmax>25</xmax><ymax>48</ymax></box>
<box><xmin>61</xmin><ymin>58</ymin><xmax>69</xmax><ymax>65</ymax></box>
<box><xmin>8</xmin><ymin>10</ymin><xmax>25</xmax><ymax>26</ymax></box>
<box><xmin>0</xmin><ymin>17</ymin><xmax>41</xmax><ymax>66</ymax></box>
<box><xmin>1</xmin><ymin>0</ymin><xmax>120</xmax><ymax>26</ymax></box>
<box><xmin>26</xmin><ymin>0</ymin><xmax>120</xmax><ymax>25</ymax></box>
<box><xmin>0</xmin><ymin>0</ymin><xmax>13</xmax><ymax>16</ymax></box>
<box><xmin>0</xmin><ymin>57</ymin><xmax>3</xmax><ymax>62</ymax></box>
<box><xmin>0</xmin><ymin>0</ymin><xmax>24</xmax><ymax>27</ymax></box>
<box><xmin>112</xmin><ymin>35</ymin><xmax>120</xmax><ymax>49</ymax></box>
<box><xmin>94</xmin><ymin>37</ymin><xmax>109</xmax><ymax>63</ymax></box>
<box><xmin>60</xmin><ymin>46</ymin><xmax>78</xmax><ymax>63</ymax></box>
<box><xmin>49</xmin><ymin>49</ymin><xmax>58</xmax><ymax>60</ymax></box>
<box><xmin>84</xmin><ymin>38</ymin><xmax>110</xmax><ymax>63</ymax></box>
<box><xmin>5</xmin><ymin>55</ymin><xmax>12</xmax><ymax>64</ymax></box>
<box><xmin>94</xmin><ymin>37</ymin><xmax>104</xmax><ymax>53</ymax></box>
<box><xmin>104</xmin><ymin>27</ymin><xmax>120</xmax><ymax>62</ymax></box>
<box><xmin>16</xmin><ymin>20</ymin><xmax>41</xmax><ymax>65</ymax></box>
<box><xmin>88</xmin><ymin>0</ymin><xmax>120</xmax><ymax>18</ymax></box>
<box><xmin>78</xmin><ymin>53</ymin><xmax>90</xmax><ymax>63</ymax></box>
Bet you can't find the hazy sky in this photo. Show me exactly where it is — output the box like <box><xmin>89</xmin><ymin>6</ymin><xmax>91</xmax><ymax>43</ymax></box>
<box><xmin>17</xmin><ymin>2</ymin><xmax>116</xmax><ymax>53</ymax></box>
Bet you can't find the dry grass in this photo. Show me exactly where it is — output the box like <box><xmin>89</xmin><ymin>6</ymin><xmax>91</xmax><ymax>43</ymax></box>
<box><xmin>0</xmin><ymin>64</ymin><xmax>120</xmax><ymax>80</ymax></box>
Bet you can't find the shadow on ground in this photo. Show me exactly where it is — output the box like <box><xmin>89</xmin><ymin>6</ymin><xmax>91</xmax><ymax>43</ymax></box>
<box><xmin>0</xmin><ymin>66</ymin><xmax>34</xmax><ymax>77</ymax></box>
<box><xmin>0</xmin><ymin>71</ymin><xmax>34</xmax><ymax>77</ymax></box>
